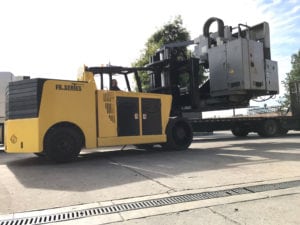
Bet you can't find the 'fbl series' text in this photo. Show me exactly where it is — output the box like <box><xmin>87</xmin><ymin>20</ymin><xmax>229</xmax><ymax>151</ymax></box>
<box><xmin>55</xmin><ymin>84</ymin><xmax>82</xmax><ymax>91</ymax></box>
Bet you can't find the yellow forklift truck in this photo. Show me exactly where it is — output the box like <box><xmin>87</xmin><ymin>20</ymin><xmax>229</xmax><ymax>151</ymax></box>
<box><xmin>4</xmin><ymin>66</ymin><xmax>193</xmax><ymax>162</ymax></box>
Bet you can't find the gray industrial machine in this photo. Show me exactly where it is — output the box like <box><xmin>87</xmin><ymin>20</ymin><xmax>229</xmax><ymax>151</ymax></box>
<box><xmin>147</xmin><ymin>17</ymin><xmax>279</xmax><ymax>114</ymax></box>
<box><xmin>194</xmin><ymin>17</ymin><xmax>278</xmax><ymax>97</ymax></box>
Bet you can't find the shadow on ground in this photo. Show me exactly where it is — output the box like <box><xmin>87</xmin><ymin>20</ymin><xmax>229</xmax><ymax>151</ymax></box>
<box><xmin>2</xmin><ymin>133</ymin><xmax>300</xmax><ymax>192</ymax></box>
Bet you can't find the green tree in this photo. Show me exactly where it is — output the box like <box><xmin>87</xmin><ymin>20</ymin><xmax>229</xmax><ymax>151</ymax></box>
<box><xmin>280</xmin><ymin>50</ymin><xmax>300</xmax><ymax>108</ymax></box>
<box><xmin>133</xmin><ymin>16</ymin><xmax>191</xmax><ymax>90</ymax></box>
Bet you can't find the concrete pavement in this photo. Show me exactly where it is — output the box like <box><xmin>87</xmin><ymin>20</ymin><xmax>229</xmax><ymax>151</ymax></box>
<box><xmin>109</xmin><ymin>192</ymin><xmax>300</xmax><ymax>225</ymax></box>
<box><xmin>0</xmin><ymin>131</ymin><xmax>300</xmax><ymax>224</ymax></box>
<box><xmin>1</xmin><ymin>182</ymin><xmax>299</xmax><ymax>225</ymax></box>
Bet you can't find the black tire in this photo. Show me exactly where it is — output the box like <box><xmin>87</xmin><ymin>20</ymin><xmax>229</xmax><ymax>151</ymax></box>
<box><xmin>278</xmin><ymin>127</ymin><xmax>289</xmax><ymax>136</ymax></box>
<box><xmin>257</xmin><ymin>120</ymin><xmax>279</xmax><ymax>137</ymax></box>
<box><xmin>44</xmin><ymin>126</ymin><xmax>82</xmax><ymax>163</ymax></box>
<box><xmin>134</xmin><ymin>144</ymin><xmax>154</xmax><ymax>150</ymax></box>
<box><xmin>162</xmin><ymin>117</ymin><xmax>193</xmax><ymax>150</ymax></box>
<box><xmin>34</xmin><ymin>152</ymin><xmax>45</xmax><ymax>157</ymax></box>
<box><xmin>231</xmin><ymin>125</ymin><xmax>249</xmax><ymax>137</ymax></box>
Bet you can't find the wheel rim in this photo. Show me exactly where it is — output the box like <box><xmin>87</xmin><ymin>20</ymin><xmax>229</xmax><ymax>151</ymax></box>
<box><xmin>258</xmin><ymin>120</ymin><xmax>278</xmax><ymax>137</ymax></box>
<box><xmin>265</xmin><ymin>121</ymin><xmax>277</xmax><ymax>135</ymax></box>
<box><xmin>266</xmin><ymin>125</ymin><xmax>276</xmax><ymax>134</ymax></box>
<box><xmin>54</xmin><ymin>134</ymin><xmax>75</xmax><ymax>154</ymax></box>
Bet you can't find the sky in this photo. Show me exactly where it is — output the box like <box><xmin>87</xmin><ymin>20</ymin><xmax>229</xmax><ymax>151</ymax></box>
<box><xmin>0</xmin><ymin>0</ymin><xmax>299</xmax><ymax>107</ymax></box>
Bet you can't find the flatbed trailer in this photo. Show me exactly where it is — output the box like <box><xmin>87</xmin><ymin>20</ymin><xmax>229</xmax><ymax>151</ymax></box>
<box><xmin>189</xmin><ymin>80</ymin><xmax>300</xmax><ymax>137</ymax></box>
<box><xmin>190</xmin><ymin>115</ymin><xmax>300</xmax><ymax>137</ymax></box>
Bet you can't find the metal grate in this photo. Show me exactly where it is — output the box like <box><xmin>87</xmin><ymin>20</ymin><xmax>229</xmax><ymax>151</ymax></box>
<box><xmin>1</xmin><ymin>180</ymin><xmax>299</xmax><ymax>225</ymax></box>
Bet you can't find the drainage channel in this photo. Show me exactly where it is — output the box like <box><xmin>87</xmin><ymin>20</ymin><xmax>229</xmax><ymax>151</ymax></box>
<box><xmin>1</xmin><ymin>180</ymin><xmax>300</xmax><ymax>225</ymax></box>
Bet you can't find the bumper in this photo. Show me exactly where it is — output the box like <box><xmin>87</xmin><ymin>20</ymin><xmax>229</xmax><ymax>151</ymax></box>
<box><xmin>5</xmin><ymin>118</ymin><xmax>41</xmax><ymax>153</ymax></box>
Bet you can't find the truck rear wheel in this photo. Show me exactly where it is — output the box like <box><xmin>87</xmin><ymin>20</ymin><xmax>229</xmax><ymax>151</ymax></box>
<box><xmin>278</xmin><ymin>128</ymin><xmax>289</xmax><ymax>135</ymax></box>
<box><xmin>162</xmin><ymin>117</ymin><xmax>193</xmax><ymax>150</ymax></box>
<box><xmin>44</xmin><ymin>126</ymin><xmax>82</xmax><ymax>163</ymax></box>
<box><xmin>231</xmin><ymin>125</ymin><xmax>249</xmax><ymax>137</ymax></box>
<box><xmin>257</xmin><ymin>119</ymin><xmax>278</xmax><ymax>137</ymax></box>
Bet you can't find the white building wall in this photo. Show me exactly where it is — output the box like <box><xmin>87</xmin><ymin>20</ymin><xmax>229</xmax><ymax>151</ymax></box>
<box><xmin>0</xmin><ymin>72</ymin><xmax>14</xmax><ymax>121</ymax></box>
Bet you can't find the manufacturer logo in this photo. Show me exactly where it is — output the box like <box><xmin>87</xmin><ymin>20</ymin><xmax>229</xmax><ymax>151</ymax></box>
<box><xmin>10</xmin><ymin>135</ymin><xmax>17</xmax><ymax>144</ymax></box>
<box><xmin>55</xmin><ymin>83</ymin><xmax>83</xmax><ymax>91</ymax></box>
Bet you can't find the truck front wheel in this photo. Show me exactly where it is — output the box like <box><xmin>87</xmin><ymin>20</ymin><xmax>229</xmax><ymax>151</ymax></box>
<box><xmin>163</xmin><ymin>117</ymin><xmax>193</xmax><ymax>150</ymax></box>
<box><xmin>44</xmin><ymin>126</ymin><xmax>82</xmax><ymax>163</ymax></box>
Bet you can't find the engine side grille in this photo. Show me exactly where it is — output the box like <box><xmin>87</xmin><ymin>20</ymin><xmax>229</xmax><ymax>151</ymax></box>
<box><xmin>5</xmin><ymin>79</ymin><xmax>46</xmax><ymax>119</ymax></box>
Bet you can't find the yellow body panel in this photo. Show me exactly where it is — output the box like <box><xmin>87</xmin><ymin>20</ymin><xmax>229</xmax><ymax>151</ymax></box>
<box><xmin>98</xmin><ymin>135</ymin><xmax>166</xmax><ymax>147</ymax></box>
<box><xmin>38</xmin><ymin>80</ymin><xmax>97</xmax><ymax>150</ymax></box>
<box><xmin>5</xmin><ymin>79</ymin><xmax>97</xmax><ymax>153</ymax></box>
<box><xmin>97</xmin><ymin>91</ymin><xmax>118</xmax><ymax>138</ymax></box>
<box><xmin>5</xmin><ymin>118</ymin><xmax>39</xmax><ymax>153</ymax></box>
<box><xmin>96</xmin><ymin>90</ymin><xmax>171</xmax><ymax>146</ymax></box>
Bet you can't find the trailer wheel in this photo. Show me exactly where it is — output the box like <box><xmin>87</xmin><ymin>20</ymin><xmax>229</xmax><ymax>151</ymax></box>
<box><xmin>278</xmin><ymin>128</ymin><xmax>289</xmax><ymax>136</ymax></box>
<box><xmin>44</xmin><ymin>126</ymin><xmax>82</xmax><ymax>163</ymax></box>
<box><xmin>162</xmin><ymin>117</ymin><xmax>193</xmax><ymax>150</ymax></box>
<box><xmin>257</xmin><ymin>120</ymin><xmax>278</xmax><ymax>137</ymax></box>
<box><xmin>231</xmin><ymin>125</ymin><xmax>249</xmax><ymax>137</ymax></box>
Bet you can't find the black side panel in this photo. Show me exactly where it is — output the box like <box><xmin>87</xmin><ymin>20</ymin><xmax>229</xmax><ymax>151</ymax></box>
<box><xmin>117</xmin><ymin>97</ymin><xmax>139</xmax><ymax>136</ymax></box>
<box><xmin>6</xmin><ymin>79</ymin><xmax>46</xmax><ymax>119</ymax></box>
<box><xmin>142</xmin><ymin>98</ymin><xmax>162</xmax><ymax>135</ymax></box>
<box><xmin>0</xmin><ymin>123</ymin><xmax>3</xmax><ymax>144</ymax></box>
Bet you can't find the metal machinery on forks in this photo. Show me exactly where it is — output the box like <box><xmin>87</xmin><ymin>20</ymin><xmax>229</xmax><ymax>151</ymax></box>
<box><xmin>146</xmin><ymin>17</ymin><xmax>279</xmax><ymax>116</ymax></box>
